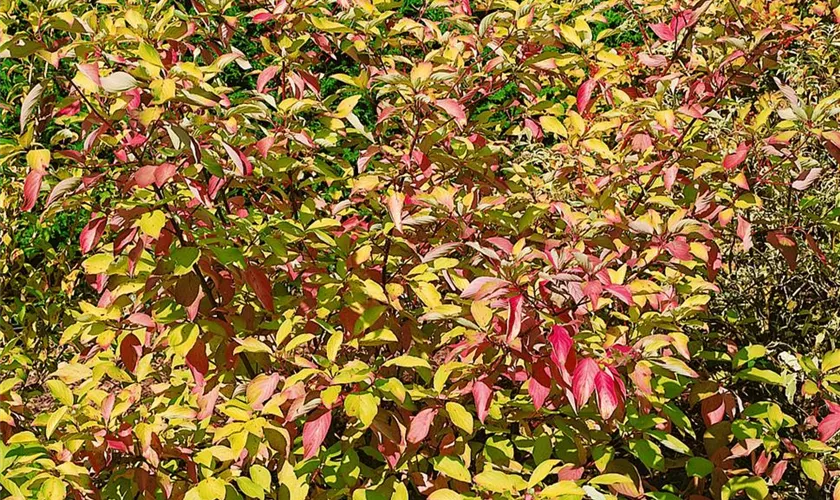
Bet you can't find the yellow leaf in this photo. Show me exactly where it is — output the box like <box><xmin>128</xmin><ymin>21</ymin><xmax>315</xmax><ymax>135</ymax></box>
<box><xmin>445</xmin><ymin>402</ymin><xmax>473</xmax><ymax>434</ymax></box>
<box><xmin>335</xmin><ymin>95</ymin><xmax>361</xmax><ymax>119</ymax></box>
<box><xmin>539</xmin><ymin>115</ymin><xmax>567</xmax><ymax>136</ymax></box>
<box><xmin>26</xmin><ymin>149</ymin><xmax>50</xmax><ymax>170</ymax></box>
<box><xmin>138</xmin><ymin>210</ymin><xmax>166</xmax><ymax>238</ymax></box>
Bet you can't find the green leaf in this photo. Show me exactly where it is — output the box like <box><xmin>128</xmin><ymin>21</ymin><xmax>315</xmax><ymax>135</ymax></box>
<box><xmin>721</xmin><ymin>476</ymin><xmax>769</xmax><ymax>500</ymax></box>
<box><xmin>823</xmin><ymin>350</ymin><xmax>840</xmax><ymax>373</ymax></box>
<box><xmin>236</xmin><ymin>477</ymin><xmax>265</xmax><ymax>499</ymax></box>
<box><xmin>588</xmin><ymin>473</ymin><xmax>634</xmax><ymax>485</ymax></box>
<box><xmin>249</xmin><ymin>464</ymin><xmax>271</xmax><ymax>490</ymax></box>
<box><xmin>172</xmin><ymin>246</ymin><xmax>200</xmax><ymax>275</ymax></box>
<box><xmin>137</xmin><ymin>42</ymin><xmax>163</xmax><ymax>67</ymax></box>
<box><xmin>628</xmin><ymin>439</ymin><xmax>664</xmax><ymax>472</ymax></box>
<box><xmin>686</xmin><ymin>457</ymin><xmax>714</xmax><ymax>478</ymax></box>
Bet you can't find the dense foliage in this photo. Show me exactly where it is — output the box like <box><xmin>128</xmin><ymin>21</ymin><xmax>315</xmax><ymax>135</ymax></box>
<box><xmin>1</xmin><ymin>0</ymin><xmax>840</xmax><ymax>498</ymax></box>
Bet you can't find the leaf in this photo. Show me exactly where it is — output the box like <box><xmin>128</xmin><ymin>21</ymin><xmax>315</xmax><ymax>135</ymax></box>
<box><xmin>21</xmin><ymin>165</ymin><xmax>46</xmax><ymax>212</ymax></box>
<box><xmin>572</xmin><ymin>358</ymin><xmax>599</xmax><ymax>408</ymax></box>
<box><xmin>344</xmin><ymin>392</ymin><xmax>378</xmax><ymax>429</ymax></box>
<box><xmin>472</xmin><ymin>378</ymin><xmax>493</xmax><ymax>424</ymax></box>
<box><xmin>538</xmin><ymin>480</ymin><xmax>586</xmax><ymax>497</ymax></box>
<box><xmin>257</xmin><ymin>65</ymin><xmax>279</xmax><ymax>93</ymax></box>
<box><xmin>629</xmin><ymin>439</ymin><xmax>664</xmax><ymax>471</ymax></box>
<box><xmin>45</xmin><ymin>176</ymin><xmax>81</xmax><ymax>208</ymax></box>
<box><xmin>101</xmin><ymin>72</ymin><xmax>139</xmax><ymax>92</ymax></box>
<box><xmin>434</xmin><ymin>456</ymin><xmax>471</xmax><ymax>482</ymax></box>
<box><xmin>169</xmin><ymin>323</ymin><xmax>199</xmax><ymax>357</ymax></box>
<box><xmin>445</xmin><ymin>402</ymin><xmax>473</xmax><ymax>434</ymax></box>
<box><xmin>436</xmin><ymin>99</ymin><xmax>467</xmax><ymax>126</ymax></box>
<box><xmin>460</xmin><ymin>277</ymin><xmax>509</xmax><ymax>300</ymax></box>
<box><xmin>792</xmin><ymin>168</ymin><xmax>822</xmax><ymax>191</ymax></box>
<box><xmin>302</xmin><ymin>409</ymin><xmax>332</xmax><ymax>459</ymax></box>
<box><xmin>588</xmin><ymin>473</ymin><xmax>635</xmax><ymax>485</ymax></box>
<box><xmin>138</xmin><ymin>210</ymin><xmax>166</xmax><ymax>238</ymax></box>
<box><xmin>737</xmin><ymin>216</ymin><xmax>753</xmax><ymax>251</ymax></box>
<box><xmin>802</xmin><ymin>458</ymin><xmax>825</xmax><ymax>485</ymax></box>
<box><xmin>427</xmin><ymin>490</ymin><xmax>463</xmax><ymax>500</ymax></box>
<box><xmin>20</xmin><ymin>83</ymin><xmax>43</xmax><ymax>133</ymax></box>
<box><xmin>721</xmin><ymin>476</ymin><xmax>769</xmax><ymax>500</ymax></box>
<box><xmin>408</xmin><ymin>408</ymin><xmax>437</xmax><ymax>444</ymax></box>
<box><xmin>475</xmin><ymin>470</ymin><xmax>527</xmax><ymax>493</ymax></box>
<box><xmin>723</xmin><ymin>143</ymin><xmax>749</xmax><ymax>170</ymax></box>
<box><xmin>80</xmin><ymin>217</ymin><xmax>106</xmax><ymax>254</ymax></box>
<box><xmin>766</xmin><ymin>230</ymin><xmax>797</xmax><ymax>271</ymax></box>
<box><xmin>528</xmin><ymin>459</ymin><xmax>561</xmax><ymax>487</ymax></box>
<box><xmin>137</xmin><ymin>42</ymin><xmax>163</xmax><ymax>67</ymax></box>
<box><xmin>505</xmin><ymin>294</ymin><xmax>523</xmax><ymax>343</ymax></box>
<box><xmin>686</xmin><ymin>457</ymin><xmax>714</xmax><ymax>477</ymax></box>
<box><xmin>386</xmin><ymin>191</ymin><xmax>404</xmax><ymax>232</ymax></box>
<box><xmin>244</xmin><ymin>265</ymin><xmax>274</xmax><ymax>312</ymax></box>
<box><xmin>577</xmin><ymin>78</ymin><xmax>596</xmax><ymax>113</ymax></box>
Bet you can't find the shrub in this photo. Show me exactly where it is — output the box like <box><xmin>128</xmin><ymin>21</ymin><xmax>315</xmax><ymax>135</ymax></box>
<box><xmin>0</xmin><ymin>0</ymin><xmax>839</xmax><ymax>499</ymax></box>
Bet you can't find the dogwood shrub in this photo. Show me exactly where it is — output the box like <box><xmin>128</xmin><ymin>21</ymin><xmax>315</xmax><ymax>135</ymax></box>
<box><xmin>1</xmin><ymin>0</ymin><xmax>840</xmax><ymax>498</ymax></box>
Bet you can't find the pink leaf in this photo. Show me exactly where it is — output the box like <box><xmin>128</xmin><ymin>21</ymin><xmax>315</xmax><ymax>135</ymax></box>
<box><xmin>197</xmin><ymin>385</ymin><xmax>221</xmax><ymax>420</ymax></box>
<box><xmin>528</xmin><ymin>360</ymin><xmax>552</xmax><ymax>410</ymax></box>
<box><xmin>386</xmin><ymin>192</ymin><xmax>404</xmax><ymax>233</ymax></box>
<box><xmin>505</xmin><ymin>295</ymin><xmax>524</xmax><ymax>344</ymax></box>
<box><xmin>21</xmin><ymin>168</ymin><xmax>46</xmax><ymax>212</ymax></box>
<box><xmin>737</xmin><ymin>216</ymin><xmax>752</xmax><ymax>251</ymax></box>
<box><xmin>472</xmin><ymin>378</ymin><xmax>493</xmax><ymax>424</ymax></box>
<box><xmin>460</xmin><ymin>277</ymin><xmax>510</xmax><ymax>301</ymax></box>
<box><xmin>436</xmin><ymin>99</ymin><xmax>467</xmax><ymax>127</ymax></box>
<box><xmin>408</xmin><ymin>408</ymin><xmax>437</xmax><ymax>444</ymax></box>
<box><xmin>80</xmin><ymin>217</ymin><xmax>106</xmax><ymax>254</ymax></box>
<box><xmin>101</xmin><ymin>393</ymin><xmax>115</xmax><ymax>423</ymax></box>
<box><xmin>576</xmin><ymin>79</ymin><xmax>597</xmax><ymax>114</ymax></box>
<box><xmin>665</xmin><ymin>237</ymin><xmax>692</xmax><ymax>261</ymax></box>
<box><xmin>769</xmin><ymin>460</ymin><xmax>788</xmax><ymax>485</ymax></box>
<box><xmin>649</xmin><ymin>23</ymin><xmax>676</xmax><ymax>41</ymax></box>
<box><xmin>257</xmin><ymin>65</ymin><xmax>279</xmax><ymax>94</ymax></box>
<box><xmin>791</xmin><ymin>167</ymin><xmax>822</xmax><ymax>191</ymax></box>
<box><xmin>303</xmin><ymin>409</ymin><xmax>332</xmax><ymax>459</ymax></box>
<box><xmin>723</xmin><ymin>143</ymin><xmax>749</xmax><ymax>170</ymax></box>
<box><xmin>595</xmin><ymin>369</ymin><xmax>619</xmax><ymax>419</ymax></box>
<box><xmin>244</xmin><ymin>264</ymin><xmax>274</xmax><ymax>312</ymax></box>
<box><xmin>572</xmin><ymin>358</ymin><xmax>599</xmax><ymax>409</ymax></box>
<box><xmin>77</xmin><ymin>63</ymin><xmax>101</xmax><ymax>87</ymax></box>
<box><xmin>605</xmin><ymin>285</ymin><xmax>633</xmax><ymax>306</ymax></box>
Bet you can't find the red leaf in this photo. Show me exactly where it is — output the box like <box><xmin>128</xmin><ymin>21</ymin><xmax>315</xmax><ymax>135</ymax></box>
<box><xmin>21</xmin><ymin>168</ymin><xmax>46</xmax><ymax>212</ymax></box>
<box><xmin>134</xmin><ymin>165</ymin><xmax>158</xmax><ymax>188</ymax></box>
<box><xmin>436</xmin><ymin>99</ymin><xmax>467</xmax><ymax>127</ymax></box>
<box><xmin>119</xmin><ymin>334</ymin><xmax>142</xmax><ymax>373</ymax></box>
<box><xmin>649</xmin><ymin>22</ymin><xmax>676</xmax><ymax>41</ymax></box>
<box><xmin>572</xmin><ymin>358</ymin><xmax>599</xmax><ymax>408</ymax></box>
<box><xmin>582</xmin><ymin>280</ymin><xmax>603</xmax><ymax>309</ymax></box>
<box><xmin>548</xmin><ymin>325</ymin><xmax>575</xmax><ymax>372</ymax></box>
<box><xmin>472</xmin><ymin>378</ymin><xmax>493</xmax><ymax>424</ymax></box>
<box><xmin>737</xmin><ymin>216</ymin><xmax>752</xmax><ymax>251</ymax></box>
<box><xmin>595</xmin><ymin>369</ymin><xmax>619</xmax><ymax>419</ymax></box>
<box><xmin>767</xmin><ymin>230</ymin><xmax>797</xmax><ymax>270</ymax></box>
<box><xmin>819</xmin><ymin>412</ymin><xmax>840</xmax><ymax>442</ymax></box>
<box><xmin>303</xmin><ymin>409</ymin><xmax>332</xmax><ymax>459</ymax></box>
<box><xmin>505</xmin><ymin>294</ymin><xmax>524</xmax><ymax>343</ymax></box>
<box><xmin>244</xmin><ymin>264</ymin><xmax>274</xmax><ymax>312</ymax></box>
<box><xmin>186</xmin><ymin>339</ymin><xmax>209</xmax><ymax>389</ymax></box>
<box><xmin>407</xmin><ymin>408</ymin><xmax>437</xmax><ymax>444</ymax></box>
<box><xmin>257</xmin><ymin>65</ymin><xmax>279</xmax><ymax>93</ymax></box>
<box><xmin>723</xmin><ymin>143</ymin><xmax>749</xmax><ymax>170</ymax></box>
<box><xmin>155</xmin><ymin>163</ymin><xmax>177</xmax><ymax>187</ymax></box>
<box><xmin>80</xmin><ymin>217</ymin><xmax>106</xmax><ymax>254</ymax></box>
<box><xmin>576</xmin><ymin>78</ymin><xmax>597</xmax><ymax>114</ymax></box>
